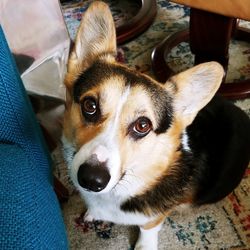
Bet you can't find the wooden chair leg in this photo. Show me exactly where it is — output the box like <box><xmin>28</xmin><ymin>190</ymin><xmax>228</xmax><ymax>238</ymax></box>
<box><xmin>189</xmin><ymin>8</ymin><xmax>234</xmax><ymax>70</ymax></box>
<box><xmin>69</xmin><ymin>0</ymin><xmax>157</xmax><ymax>46</ymax></box>
<box><xmin>189</xmin><ymin>9</ymin><xmax>250</xmax><ymax>99</ymax></box>
<box><xmin>218</xmin><ymin>80</ymin><xmax>250</xmax><ymax>99</ymax></box>
<box><xmin>151</xmin><ymin>8</ymin><xmax>250</xmax><ymax>99</ymax></box>
<box><xmin>116</xmin><ymin>0</ymin><xmax>157</xmax><ymax>44</ymax></box>
<box><xmin>151</xmin><ymin>29</ymin><xmax>189</xmax><ymax>82</ymax></box>
<box><xmin>233</xmin><ymin>20</ymin><xmax>250</xmax><ymax>42</ymax></box>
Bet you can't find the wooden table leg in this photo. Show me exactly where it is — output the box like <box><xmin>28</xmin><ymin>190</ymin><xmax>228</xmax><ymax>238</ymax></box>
<box><xmin>189</xmin><ymin>8</ymin><xmax>235</xmax><ymax>72</ymax></box>
<box><xmin>151</xmin><ymin>29</ymin><xmax>189</xmax><ymax>82</ymax></box>
<box><xmin>151</xmin><ymin>7</ymin><xmax>250</xmax><ymax>99</ymax></box>
<box><xmin>116</xmin><ymin>0</ymin><xmax>157</xmax><ymax>44</ymax></box>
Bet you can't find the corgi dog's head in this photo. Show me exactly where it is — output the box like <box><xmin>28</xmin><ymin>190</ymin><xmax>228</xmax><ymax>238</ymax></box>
<box><xmin>62</xmin><ymin>1</ymin><xmax>224</xmax><ymax>197</ymax></box>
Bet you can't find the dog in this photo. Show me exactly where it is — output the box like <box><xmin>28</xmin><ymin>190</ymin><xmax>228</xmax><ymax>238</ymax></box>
<box><xmin>62</xmin><ymin>2</ymin><xmax>250</xmax><ymax>249</ymax></box>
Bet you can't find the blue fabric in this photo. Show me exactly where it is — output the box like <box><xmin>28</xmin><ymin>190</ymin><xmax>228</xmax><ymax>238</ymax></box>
<box><xmin>0</xmin><ymin>27</ymin><xmax>68</xmax><ymax>249</ymax></box>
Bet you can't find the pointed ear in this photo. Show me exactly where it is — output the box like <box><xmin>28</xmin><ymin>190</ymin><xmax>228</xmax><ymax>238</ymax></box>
<box><xmin>67</xmin><ymin>1</ymin><xmax>116</xmax><ymax>75</ymax></box>
<box><xmin>166</xmin><ymin>62</ymin><xmax>224</xmax><ymax>126</ymax></box>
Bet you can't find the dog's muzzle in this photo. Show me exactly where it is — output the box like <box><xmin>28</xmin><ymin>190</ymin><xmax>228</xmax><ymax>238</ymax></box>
<box><xmin>77</xmin><ymin>154</ymin><xmax>111</xmax><ymax>192</ymax></box>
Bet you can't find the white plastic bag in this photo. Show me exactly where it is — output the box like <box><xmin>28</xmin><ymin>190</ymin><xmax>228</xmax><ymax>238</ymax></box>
<box><xmin>0</xmin><ymin>0</ymin><xmax>70</xmax><ymax>100</ymax></box>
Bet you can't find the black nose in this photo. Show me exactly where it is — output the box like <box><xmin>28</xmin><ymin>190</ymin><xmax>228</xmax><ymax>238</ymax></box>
<box><xmin>77</xmin><ymin>158</ymin><xmax>110</xmax><ymax>192</ymax></box>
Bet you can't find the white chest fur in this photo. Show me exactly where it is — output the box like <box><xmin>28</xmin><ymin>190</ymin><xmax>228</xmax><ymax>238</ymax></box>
<box><xmin>81</xmin><ymin>191</ymin><xmax>154</xmax><ymax>226</ymax></box>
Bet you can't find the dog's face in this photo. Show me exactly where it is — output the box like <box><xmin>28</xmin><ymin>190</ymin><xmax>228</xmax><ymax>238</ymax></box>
<box><xmin>63</xmin><ymin>1</ymin><xmax>224</xmax><ymax>196</ymax></box>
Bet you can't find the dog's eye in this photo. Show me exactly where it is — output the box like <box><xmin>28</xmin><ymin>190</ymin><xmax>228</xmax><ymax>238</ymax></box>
<box><xmin>81</xmin><ymin>97</ymin><xmax>97</xmax><ymax>115</ymax></box>
<box><xmin>132</xmin><ymin>117</ymin><xmax>152</xmax><ymax>138</ymax></box>
<box><xmin>80</xmin><ymin>97</ymin><xmax>100</xmax><ymax>123</ymax></box>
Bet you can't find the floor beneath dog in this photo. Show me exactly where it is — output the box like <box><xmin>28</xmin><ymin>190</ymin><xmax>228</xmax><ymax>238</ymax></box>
<box><xmin>54</xmin><ymin>1</ymin><xmax>250</xmax><ymax>249</ymax></box>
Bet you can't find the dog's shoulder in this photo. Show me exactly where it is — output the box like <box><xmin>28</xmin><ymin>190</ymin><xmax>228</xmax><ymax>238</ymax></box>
<box><xmin>188</xmin><ymin>95</ymin><xmax>250</xmax><ymax>205</ymax></box>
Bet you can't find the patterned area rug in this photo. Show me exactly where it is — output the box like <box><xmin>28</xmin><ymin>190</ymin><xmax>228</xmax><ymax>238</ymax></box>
<box><xmin>56</xmin><ymin>1</ymin><xmax>250</xmax><ymax>249</ymax></box>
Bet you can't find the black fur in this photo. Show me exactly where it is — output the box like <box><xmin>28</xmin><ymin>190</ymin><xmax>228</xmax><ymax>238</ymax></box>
<box><xmin>188</xmin><ymin>96</ymin><xmax>250</xmax><ymax>205</ymax></box>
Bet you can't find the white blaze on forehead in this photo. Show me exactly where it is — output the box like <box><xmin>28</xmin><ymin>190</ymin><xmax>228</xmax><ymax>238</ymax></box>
<box><xmin>71</xmin><ymin>84</ymin><xmax>131</xmax><ymax>193</ymax></box>
<box><xmin>110</xmin><ymin>86</ymin><xmax>131</xmax><ymax>133</ymax></box>
<box><xmin>98</xmin><ymin>80</ymin><xmax>131</xmax><ymax>144</ymax></box>
<box><xmin>94</xmin><ymin>85</ymin><xmax>130</xmax><ymax>192</ymax></box>
<box><xmin>121</xmin><ymin>85</ymin><xmax>158</xmax><ymax>130</ymax></box>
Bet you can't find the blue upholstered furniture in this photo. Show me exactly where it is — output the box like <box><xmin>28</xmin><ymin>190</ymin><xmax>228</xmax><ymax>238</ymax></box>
<box><xmin>0</xmin><ymin>27</ymin><xmax>68</xmax><ymax>249</ymax></box>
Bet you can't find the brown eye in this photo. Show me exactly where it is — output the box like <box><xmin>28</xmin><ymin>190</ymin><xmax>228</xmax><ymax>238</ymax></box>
<box><xmin>133</xmin><ymin>117</ymin><xmax>152</xmax><ymax>137</ymax></box>
<box><xmin>82</xmin><ymin>97</ymin><xmax>97</xmax><ymax>115</ymax></box>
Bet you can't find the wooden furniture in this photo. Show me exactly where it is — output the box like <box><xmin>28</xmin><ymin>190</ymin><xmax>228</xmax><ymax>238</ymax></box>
<box><xmin>151</xmin><ymin>0</ymin><xmax>250</xmax><ymax>99</ymax></box>
<box><xmin>66</xmin><ymin>0</ymin><xmax>157</xmax><ymax>45</ymax></box>
<box><xmin>116</xmin><ymin>0</ymin><xmax>157</xmax><ymax>44</ymax></box>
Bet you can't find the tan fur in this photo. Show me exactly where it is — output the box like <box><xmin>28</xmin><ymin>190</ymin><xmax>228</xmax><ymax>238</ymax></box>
<box><xmin>126</xmin><ymin>118</ymin><xmax>184</xmax><ymax>197</ymax></box>
<box><xmin>142</xmin><ymin>215</ymin><xmax>166</xmax><ymax>230</ymax></box>
<box><xmin>117</xmin><ymin>85</ymin><xmax>164</xmax><ymax>177</ymax></box>
<box><xmin>76</xmin><ymin>122</ymin><xmax>106</xmax><ymax>148</ymax></box>
<box><xmin>63</xmin><ymin>102</ymin><xmax>105</xmax><ymax>148</ymax></box>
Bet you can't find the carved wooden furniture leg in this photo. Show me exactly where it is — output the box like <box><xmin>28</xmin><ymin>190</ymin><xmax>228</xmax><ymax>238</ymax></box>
<box><xmin>116</xmin><ymin>0</ymin><xmax>157</xmax><ymax>44</ymax></box>
<box><xmin>190</xmin><ymin>8</ymin><xmax>250</xmax><ymax>99</ymax></box>
<box><xmin>189</xmin><ymin>8</ymin><xmax>233</xmax><ymax>69</ymax></box>
<box><xmin>151</xmin><ymin>8</ymin><xmax>250</xmax><ymax>99</ymax></box>
<box><xmin>234</xmin><ymin>21</ymin><xmax>250</xmax><ymax>41</ymax></box>
<box><xmin>151</xmin><ymin>29</ymin><xmax>189</xmax><ymax>82</ymax></box>
<box><xmin>70</xmin><ymin>1</ymin><xmax>157</xmax><ymax>47</ymax></box>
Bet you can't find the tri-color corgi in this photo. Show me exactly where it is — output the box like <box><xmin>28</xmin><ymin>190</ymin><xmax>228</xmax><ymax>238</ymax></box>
<box><xmin>62</xmin><ymin>2</ymin><xmax>250</xmax><ymax>249</ymax></box>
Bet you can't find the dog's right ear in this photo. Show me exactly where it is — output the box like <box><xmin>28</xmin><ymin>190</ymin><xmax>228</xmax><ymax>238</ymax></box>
<box><xmin>66</xmin><ymin>1</ymin><xmax>116</xmax><ymax>80</ymax></box>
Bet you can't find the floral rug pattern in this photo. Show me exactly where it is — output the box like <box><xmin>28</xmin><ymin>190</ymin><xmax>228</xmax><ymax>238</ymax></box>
<box><xmin>56</xmin><ymin>1</ymin><xmax>250</xmax><ymax>249</ymax></box>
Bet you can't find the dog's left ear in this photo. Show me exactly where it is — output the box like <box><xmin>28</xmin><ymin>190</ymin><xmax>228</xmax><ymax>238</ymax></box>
<box><xmin>165</xmin><ymin>62</ymin><xmax>224</xmax><ymax>126</ymax></box>
<box><xmin>67</xmin><ymin>1</ymin><xmax>116</xmax><ymax>76</ymax></box>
